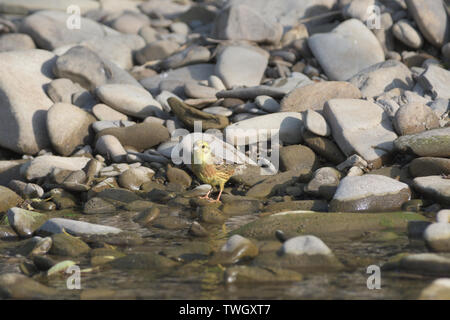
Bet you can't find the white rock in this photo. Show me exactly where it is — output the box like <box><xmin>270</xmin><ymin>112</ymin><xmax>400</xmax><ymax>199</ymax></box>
<box><xmin>255</xmin><ymin>95</ymin><xmax>281</xmax><ymax>113</ymax></box>
<box><xmin>95</xmin><ymin>135</ymin><xmax>127</xmax><ymax>163</ymax></box>
<box><xmin>37</xmin><ymin>218</ymin><xmax>122</xmax><ymax>236</ymax></box>
<box><xmin>333</xmin><ymin>175</ymin><xmax>410</xmax><ymax>201</ymax></box>
<box><xmin>21</xmin><ymin>10</ymin><xmax>108</xmax><ymax>50</ymax></box>
<box><xmin>141</xmin><ymin>63</ymin><xmax>216</xmax><ymax>96</ymax></box>
<box><xmin>208</xmin><ymin>75</ymin><xmax>226</xmax><ymax>91</ymax></box>
<box><xmin>413</xmin><ymin>176</ymin><xmax>450</xmax><ymax>205</ymax></box>
<box><xmin>202</xmin><ymin>106</ymin><xmax>233</xmax><ymax>117</ymax></box>
<box><xmin>156</xmin><ymin>141</ymin><xmax>178</xmax><ymax>158</ymax></box>
<box><xmin>437</xmin><ymin>210</ymin><xmax>450</xmax><ymax>223</ymax></box>
<box><xmin>418</xmin><ymin>65</ymin><xmax>450</xmax><ymax>100</ymax></box>
<box><xmin>92</xmin><ymin>104</ymin><xmax>128</xmax><ymax>121</ymax></box>
<box><xmin>0</xmin><ymin>0</ymin><xmax>99</xmax><ymax>14</ymax></box>
<box><xmin>46</xmin><ymin>103</ymin><xmax>96</xmax><ymax>156</ymax></box>
<box><xmin>305</xmin><ymin>109</ymin><xmax>330</xmax><ymax>136</ymax></box>
<box><xmin>0</xmin><ymin>49</ymin><xmax>55</xmax><ymax>155</ymax></box>
<box><xmin>392</xmin><ymin>19</ymin><xmax>423</xmax><ymax>49</ymax></box>
<box><xmin>308</xmin><ymin>19</ymin><xmax>385</xmax><ymax>81</ymax></box>
<box><xmin>215</xmin><ymin>45</ymin><xmax>269</xmax><ymax>89</ymax></box>
<box><xmin>96</xmin><ymin>84</ymin><xmax>164</xmax><ymax>119</ymax></box>
<box><xmin>323</xmin><ymin>99</ymin><xmax>398</xmax><ymax>167</ymax></box>
<box><xmin>281</xmin><ymin>235</ymin><xmax>332</xmax><ymax>256</ymax></box>
<box><xmin>225</xmin><ymin>112</ymin><xmax>304</xmax><ymax>146</ymax></box>
<box><xmin>424</xmin><ymin>223</ymin><xmax>450</xmax><ymax>252</ymax></box>
<box><xmin>349</xmin><ymin>60</ymin><xmax>414</xmax><ymax>98</ymax></box>
<box><xmin>342</xmin><ymin>0</ymin><xmax>375</xmax><ymax>21</ymax></box>
<box><xmin>20</xmin><ymin>155</ymin><xmax>90</xmax><ymax>180</ymax></box>
<box><xmin>156</xmin><ymin>91</ymin><xmax>181</xmax><ymax>112</ymax></box>
<box><xmin>419</xmin><ymin>278</ymin><xmax>450</xmax><ymax>299</ymax></box>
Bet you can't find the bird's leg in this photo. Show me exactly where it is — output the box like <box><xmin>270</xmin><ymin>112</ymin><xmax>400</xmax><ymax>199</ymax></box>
<box><xmin>212</xmin><ymin>184</ymin><xmax>224</xmax><ymax>203</ymax></box>
<box><xmin>199</xmin><ymin>189</ymin><xmax>212</xmax><ymax>200</ymax></box>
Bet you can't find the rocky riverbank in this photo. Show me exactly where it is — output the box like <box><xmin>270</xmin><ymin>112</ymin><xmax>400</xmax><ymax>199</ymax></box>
<box><xmin>0</xmin><ymin>0</ymin><xmax>449</xmax><ymax>300</ymax></box>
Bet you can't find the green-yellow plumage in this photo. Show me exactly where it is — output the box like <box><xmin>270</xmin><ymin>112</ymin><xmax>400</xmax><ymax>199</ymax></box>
<box><xmin>191</xmin><ymin>140</ymin><xmax>235</xmax><ymax>201</ymax></box>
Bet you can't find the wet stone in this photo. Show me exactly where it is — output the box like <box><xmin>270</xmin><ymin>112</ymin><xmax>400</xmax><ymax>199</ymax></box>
<box><xmin>7</xmin><ymin>208</ymin><xmax>47</xmax><ymax>238</ymax></box>
<box><xmin>49</xmin><ymin>232</ymin><xmax>90</xmax><ymax>257</ymax></box>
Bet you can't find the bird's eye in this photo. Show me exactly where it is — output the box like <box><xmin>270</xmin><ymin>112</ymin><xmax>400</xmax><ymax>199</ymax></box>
<box><xmin>202</xmin><ymin>145</ymin><xmax>205</xmax><ymax>149</ymax></box>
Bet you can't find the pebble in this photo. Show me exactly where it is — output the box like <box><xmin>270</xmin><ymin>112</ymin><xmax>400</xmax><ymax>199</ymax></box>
<box><xmin>424</xmin><ymin>223</ymin><xmax>450</xmax><ymax>252</ymax></box>
<box><xmin>96</xmin><ymin>84</ymin><xmax>164</xmax><ymax>119</ymax></box>
<box><xmin>21</xmin><ymin>10</ymin><xmax>105</xmax><ymax>50</ymax></box>
<box><xmin>54</xmin><ymin>46</ymin><xmax>141</xmax><ymax>91</ymax></box>
<box><xmin>8</xmin><ymin>180</ymin><xmax>44</xmax><ymax>199</ymax></box>
<box><xmin>280</xmin><ymin>235</ymin><xmax>332</xmax><ymax>256</ymax></box>
<box><xmin>279</xmin><ymin>145</ymin><xmax>317</xmax><ymax>173</ymax></box>
<box><xmin>135</xmin><ymin>40</ymin><xmax>180</xmax><ymax>64</ymax></box>
<box><xmin>394</xmin><ymin>127</ymin><xmax>450</xmax><ymax>157</ymax></box>
<box><xmin>208</xmin><ymin>75</ymin><xmax>226</xmax><ymax>91</ymax></box>
<box><xmin>37</xmin><ymin>218</ymin><xmax>121</xmax><ymax>236</ymax></box>
<box><xmin>324</xmin><ymin>99</ymin><xmax>398</xmax><ymax>168</ymax></box>
<box><xmin>348</xmin><ymin>60</ymin><xmax>414</xmax><ymax>98</ymax></box>
<box><xmin>225</xmin><ymin>112</ymin><xmax>304</xmax><ymax>146</ymax></box>
<box><xmin>160</xmin><ymin>45</ymin><xmax>210</xmax><ymax>71</ymax></box>
<box><xmin>409</xmin><ymin>157</ymin><xmax>450</xmax><ymax>177</ymax></box>
<box><xmin>46</xmin><ymin>78</ymin><xmax>82</xmax><ymax>104</ymax></box>
<box><xmin>110</xmin><ymin>11</ymin><xmax>150</xmax><ymax>34</ymax></box>
<box><xmin>281</xmin><ymin>81</ymin><xmax>362</xmax><ymax>112</ymax></box>
<box><xmin>406</xmin><ymin>0</ymin><xmax>448</xmax><ymax>48</ymax></box>
<box><xmin>92</xmin><ymin>104</ymin><xmax>128</xmax><ymax>121</ymax></box>
<box><xmin>437</xmin><ymin>210</ymin><xmax>450</xmax><ymax>223</ymax></box>
<box><xmin>118</xmin><ymin>167</ymin><xmax>155</xmax><ymax>190</ymax></box>
<box><xmin>413</xmin><ymin>176</ymin><xmax>450</xmax><ymax>206</ymax></box>
<box><xmin>167</xmin><ymin>97</ymin><xmax>229</xmax><ymax>130</ymax></box>
<box><xmin>429</xmin><ymin>98</ymin><xmax>449</xmax><ymax>118</ymax></box>
<box><xmin>215</xmin><ymin>45</ymin><xmax>269</xmax><ymax>89</ymax></box>
<box><xmin>0</xmin><ymin>33</ymin><xmax>35</xmax><ymax>52</ymax></box>
<box><xmin>202</xmin><ymin>106</ymin><xmax>233</xmax><ymax>117</ymax></box>
<box><xmin>96</xmin><ymin>122</ymin><xmax>170</xmax><ymax>152</ymax></box>
<box><xmin>330</xmin><ymin>174</ymin><xmax>411</xmax><ymax>212</ymax></box>
<box><xmin>81</xmin><ymin>34</ymin><xmax>145</xmax><ymax>70</ymax></box>
<box><xmin>305</xmin><ymin>167</ymin><xmax>341</xmax><ymax>200</ymax></box>
<box><xmin>255</xmin><ymin>96</ymin><xmax>280</xmax><ymax>113</ymax></box>
<box><xmin>20</xmin><ymin>155</ymin><xmax>91</xmax><ymax>181</ymax></box>
<box><xmin>394</xmin><ymin>102</ymin><xmax>440</xmax><ymax>135</ymax></box>
<box><xmin>0</xmin><ymin>273</ymin><xmax>57</xmax><ymax>299</ymax></box>
<box><xmin>7</xmin><ymin>207</ymin><xmax>47</xmax><ymax>238</ymax></box>
<box><xmin>188</xmin><ymin>221</ymin><xmax>209</xmax><ymax>237</ymax></box>
<box><xmin>166</xmin><ymin>166</ymin><xmax>192</xmax><ymax>188</ymax></box>
<box><xmin>50</xmin><ymin>232</ymin><xmax>90</xmax><ymax>257</ymax></box>
<box><xmin>387</xmin><ymin>253</ymin><xmax>450</xmax><ymax>277</ymax></box>
<box><xmin>141</xmin><ymin>63</ymin><xmax>215</xmax><ymax>96</ymax></box>
<box><xmin>47</xmin><ymin>103</ymin><xmax>96</xmax><ymax>156</ymax></box>
<box><xmin>308</xmin><ymin>19</ymin><xmax>385</xmax><ymax>81</ymax></box>
<box><xmin>392</xmin><ymin>19</ymin><xmax>423</xmax><ymax>48</ymax></box>
<box><xmin>184</xmin><ymin>82</ymin><xmax>218</xmax><ymax>99</ymax></box>
<box><xmin>418</xmin><ymin>65</ymin><xmax>450</xmax><ymax>100</ymax></box>
<box><xmin>133</xmin><ymin>207</ymin><xmax>160</xmax><ymax>226</ymax></box>
<box><xmin>213</xmin><ymin>4</ymin><xmax>282</xmax><ymax>44</ymax></box>
<box><xmin>0</xmin><ymin>49</ymin><xmax>55</xmax><ymax>155</ymax></box>
<box><xmin>419</xmin><ymin>279</ymin><xmax>450</xmax><ymax>300</ymax></box>
<box><xmin>219</xmin><ymin>235</ymin><xmax>259</xmax><ymax>263</ymax></box>
<box><xmin>303</xmin><ymin>131</ymin><xmax>346</xmax><ymax>164</ymax></box>
<box><xmin>305</xmin><ymin>110</ymin><xmax>331</xmax><ymax>137</ymax></box>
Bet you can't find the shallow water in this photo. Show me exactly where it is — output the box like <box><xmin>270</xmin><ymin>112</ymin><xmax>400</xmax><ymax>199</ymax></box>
<box><xmin>0</xmin><ymin>210</ymin><xmax>436</xmax><ymax>300</ymax></box>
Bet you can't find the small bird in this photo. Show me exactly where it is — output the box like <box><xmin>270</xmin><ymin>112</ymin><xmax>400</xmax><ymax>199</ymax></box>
<box><xmin>191</xmin><ymin>140</ymin><xmax>236</xmax><ymax>202</ymax></box>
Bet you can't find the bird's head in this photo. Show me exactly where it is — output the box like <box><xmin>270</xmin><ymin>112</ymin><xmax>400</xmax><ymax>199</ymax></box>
<box><xmin>192</xmin><ymin>140</ymin><xmax>212</xmax><ymax>164</ymax></box>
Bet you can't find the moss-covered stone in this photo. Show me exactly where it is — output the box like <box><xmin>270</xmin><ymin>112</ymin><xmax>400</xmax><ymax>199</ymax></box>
<box><xmin>50</xmin><ymin>232</ymin><xmax>90</xmax><ymax>257</ymax></box>
<box><xmin>233</xmin><ymin>211</ymin><xmax>428</xmax><ymax>240</ymax></box>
